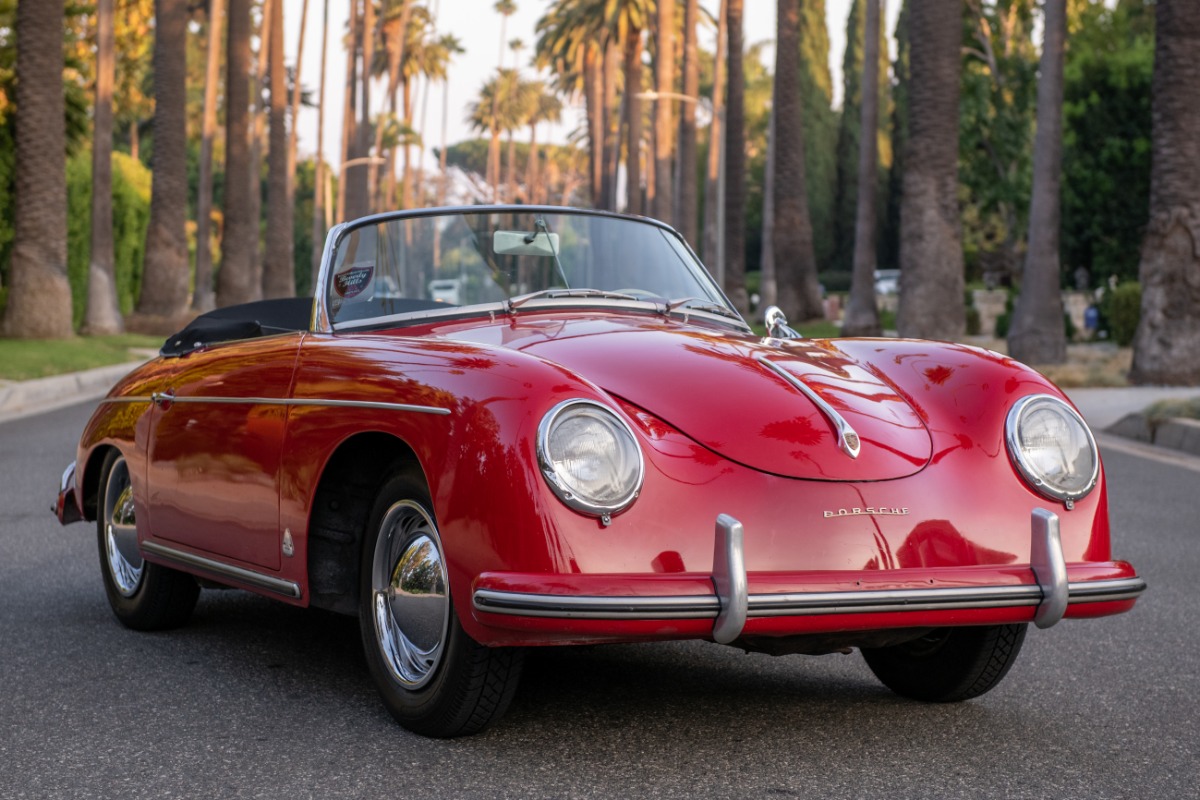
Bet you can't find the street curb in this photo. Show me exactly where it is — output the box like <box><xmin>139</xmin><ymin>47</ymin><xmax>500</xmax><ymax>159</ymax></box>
<box><xmin>0</xmin><ymin>360</ymin><xmax>148</xmax><ymax>425</ymax></box>
<box><xmin>1106</xmin><ymin>412</ymin><xmax>1200</xmax><ymax>460</ymax></box>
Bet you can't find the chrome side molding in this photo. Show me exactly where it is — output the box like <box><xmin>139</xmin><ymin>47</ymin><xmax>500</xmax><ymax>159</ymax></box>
<box><xmin>142</xmin><ymin>540</ymin><xmax>301</xmax><ymax>599</ymax></box>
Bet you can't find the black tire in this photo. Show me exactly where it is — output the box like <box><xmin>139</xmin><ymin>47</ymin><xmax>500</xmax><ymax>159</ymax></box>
<box><xmin>861</xmin><ymin>624</ymin><xmax>1027</xmax><ymax>702</ymax></box>
<box><xmin>97</xmin><ymin>451</ymin><xmax>199</xmax><ymax>631</ymax></box>
<box><xmin>359</xmin><ymin>471</ymin><xmax>524</xmax><ymax>737</ymax></box>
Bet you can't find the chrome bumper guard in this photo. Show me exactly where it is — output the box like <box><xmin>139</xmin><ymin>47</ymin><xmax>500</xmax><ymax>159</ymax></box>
<box><xmin>54</xmin><ymin>460</ymin><xmax>83</xmax><ymax>525</ymax></box>
<box><xmin>472</xmin><ymin>510</ymin><xmax>1147</xmax><ymax>640</ymax></box>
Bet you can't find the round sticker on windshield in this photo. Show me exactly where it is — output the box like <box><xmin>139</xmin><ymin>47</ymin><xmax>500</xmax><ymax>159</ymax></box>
<box><xmin>334</xmin><ymin>263</ymin><xmax>374</xmax><ymax>299</ymax></box>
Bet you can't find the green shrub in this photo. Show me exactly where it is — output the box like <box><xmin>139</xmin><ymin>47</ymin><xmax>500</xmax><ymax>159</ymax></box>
<box><xmin>1103</xmin><ymin>281</ymin><xmax>1141</xmax><ymax>346</ymax></box>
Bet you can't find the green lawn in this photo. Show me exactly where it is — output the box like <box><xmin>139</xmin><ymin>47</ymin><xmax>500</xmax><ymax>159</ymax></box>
<box><xmin>0</xmin><ymin>334</ymin><xmax>161</xmax><ymax>381</ymax></box>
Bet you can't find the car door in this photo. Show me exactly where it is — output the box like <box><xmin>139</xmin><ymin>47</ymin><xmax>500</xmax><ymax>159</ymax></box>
<box><xmin>145</xmin><ymin>334</ymin><xmax>303</xmax><ymax>571</ymax></box>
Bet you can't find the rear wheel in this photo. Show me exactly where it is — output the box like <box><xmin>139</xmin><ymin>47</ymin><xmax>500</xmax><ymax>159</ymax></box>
<box><xmin>359</xmin><ymin>472</ymin><xmax>524</xmax><ymax>737</ymax></box>
<box><xmin>861</xmin><ymin>624</ymin><xmax>1027</xmax><ymax>702</ymax></box>
<box><xmin>97</xmin><ymin>451</ymin><xmax>199</xmax><ymax>630</ymax></box>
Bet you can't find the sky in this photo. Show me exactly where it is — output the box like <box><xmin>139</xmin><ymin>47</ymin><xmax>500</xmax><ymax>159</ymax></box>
<box><xmin>284</xmin><ymin>1</ymin><xmax>903</xmax><ymax>171</ymax></box>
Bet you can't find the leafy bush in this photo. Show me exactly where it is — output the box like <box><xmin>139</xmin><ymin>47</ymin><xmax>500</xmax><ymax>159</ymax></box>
<box><xmin>1102</xmin><ymin>281</ymin><xmax>1141</xmax><ymax>346</ymax></box>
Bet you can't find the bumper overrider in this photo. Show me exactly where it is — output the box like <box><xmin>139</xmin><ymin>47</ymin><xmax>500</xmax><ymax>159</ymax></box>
<box><xmin>472</xmin><ymin>510</ymin><xmax>1146</xmax><ymax>644</ymax></box>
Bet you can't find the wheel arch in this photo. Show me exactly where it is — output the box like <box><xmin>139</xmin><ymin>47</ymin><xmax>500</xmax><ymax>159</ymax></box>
<box><xmin>306</xmin><ymin>431</ymin><xmax>425</xmax><ymax>615</ymax></box>
<box><xmin>79</xmin><ymin>444</ymin><xmax>120</xmax><ymax>522</ymax></box>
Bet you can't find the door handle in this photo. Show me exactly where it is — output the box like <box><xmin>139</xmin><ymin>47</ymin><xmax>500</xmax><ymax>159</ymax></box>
<box><xmin>151</xmin><ymin>389</ymin><xmax>176</xmax><ymax>410</ymax></box>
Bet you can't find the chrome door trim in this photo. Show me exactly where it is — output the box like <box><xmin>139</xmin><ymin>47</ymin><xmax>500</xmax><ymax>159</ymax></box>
<box><xmin>142</xmin><ymin>540</ymin><xmax>301</xmax><ymax>599</ymax></box>
<box><xmin>101</xmin><ymin>395</ymin><xmax>450</xmax><ymax>416</ymax></box>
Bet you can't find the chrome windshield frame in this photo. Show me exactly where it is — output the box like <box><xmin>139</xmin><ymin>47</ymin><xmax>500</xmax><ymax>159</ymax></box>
<box><xmin>311</xmin><ymin>205</ymin><xmax>745</xmax><ymax>335</ymax></box>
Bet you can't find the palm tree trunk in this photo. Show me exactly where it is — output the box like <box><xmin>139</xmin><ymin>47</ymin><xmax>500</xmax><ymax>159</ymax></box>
<box><xmin>602</xmin><ymin>39</ymin><xmax>620</xmax><ymax>211</ymax></box>
<box><xmin>356</xmin><ymin>0</ymin><xmax>375</xmax><ymax>216</ymax></box>
<box><xmin>624</xmin><ymin>29</ymin><xmax>644</xmax><ymax>215</ymax></box>
<box><xmin>1</xmin><ymin>0</ymin><xmax>71</xmax><ymax>338</ymax></box>
<box><xmin>585</xmin><ymin>47</ymin><xmax>603</xmax><ymax>206</ymax></box>
<box><xmin>138</xmin><ymin>0</ymin><xmax>192</xmax><ymax>321</ymax></box>
<box><xmin>896</xmin><ymin>0</ymin><xmax>964</xmax><ymax>340</ymax></box>
<box><xmin>527</xmin><ymin>123</ymin><xmax>540</xmax><ymax>205</ymax></box>
<box><xmin>313</xmin><ymin>0</ymin><xmax>329</xmax><ymax>288</ymax></box>
<box><xmin>842</xmin><ymin>0</ymin><xmax>883</xmax><ymax>337</ymax></box>
<box><xmin>246</xmin><ymin>0</ymin><xmax>274</xmax><ymax>292</ymax></box>
<box><xmin>218</xmin><ymin>0</ymin><xmax>258</xmax><ymax>306</ymax></box>
<box><xmin>701</xmin><ymin>0</ymin><xmax>727</xmax><ymax>270</ymax></box>
<box><xmin>772</xmin><ymin>0</ymin><xmax>822</xmax><ymax>323</ymax></box>
<box><xmin>1130</xmin><ymin>0</ymin><xmax>1200</xmax><ymax>384</ymax></box>
<box><xmin>84</xmin><ymin>0</ymin><xmax>123</xmax><ymax>334</ymax></box>
<box><xmin>722</xmin><ymin>0</ymin><xmax>748</xmax><ymax>314</ymax></box>
<box><xmin>653</xmin><ymin>0</ymin><xmax>675</xmax><ymax>222</ymax></box>
<box><xmin>759</xmin><ymin>102</ymin><xmax>776</xmax><ymax>313</ymax></box>
<box><xmin>193</xmin><ymin>0</ymin><xmax>224</xmax><ymax>313</ymax></box>
<box><xmin>337</xmin><ymin>0</ymin><xmax>359</xmax><ymax>224</ymax></box>
<box><xmin>288</xmin><ymin>0</ymin><xmax>310</xmax><ymax>209</ymax></box>
<box><xmin>263</xmin><ymin>0</ymin><xmax>293</xmax><ymax>298</ymax></box>
<box><xmin>676</xmin><ymin>0</ymin><xmax>700</xmax><ymax>242</ymax></box>
<box><xmin>1007</xmin><ymin>0</ymin><xmax>1066</xmax><ymax>364</ymax></box>
<box><xmin>506</xmin><ymin>129</ymin><xmax>518</xmax><ymax>202</ymax></box>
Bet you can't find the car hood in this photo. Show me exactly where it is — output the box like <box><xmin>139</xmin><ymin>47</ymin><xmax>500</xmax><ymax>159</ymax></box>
<box><xmin>446</xmin><ymin>316</ymin><xmax>932</xmax><ymax>481</ymax></box>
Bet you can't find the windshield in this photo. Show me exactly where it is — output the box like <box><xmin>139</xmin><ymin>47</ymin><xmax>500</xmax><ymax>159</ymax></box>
<box><xmin>322</xmin><ymin>209</ymin><xmax>731</xmax><ymax>328</ymax></box>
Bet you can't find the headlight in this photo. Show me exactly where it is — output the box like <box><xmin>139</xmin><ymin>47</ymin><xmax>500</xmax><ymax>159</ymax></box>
<box><xmin>1005</xmin><ymin>394</ymin><xmax>1098</xmax><ymax>503</ymax></box>
<box><xmin>538</xmin><ymin>399</ymin><xmax>644</xmax><ymax>520</ymax></box>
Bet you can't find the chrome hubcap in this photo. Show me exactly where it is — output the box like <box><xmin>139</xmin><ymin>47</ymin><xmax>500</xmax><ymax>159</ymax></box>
<box><xmin>371</xmin><ymin>500</ymin><xmax>449</xmax><ymax>689</ymax></box>
<box><xmin>103</xmin><ymin>457</ymin><xmax>144</xmax><ymax>597</ymax></box>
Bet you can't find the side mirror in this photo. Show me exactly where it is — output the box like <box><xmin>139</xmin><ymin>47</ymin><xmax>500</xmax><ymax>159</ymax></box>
<box><xmin>763</xmin><ymin>306</ymin><xmax>803</xmax><ymax>340</ymax></box>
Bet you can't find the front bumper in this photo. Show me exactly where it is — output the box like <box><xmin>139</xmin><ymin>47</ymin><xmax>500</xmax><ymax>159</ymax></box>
<box><xmin>54</xmin><ymin>461</ymin><xmax>83</xmax><ymax>525</ymax></box>
<box><xmin>472</xmin><ymin>510</ymin><xmax>1146</xmax><ymax>645</ymax></box>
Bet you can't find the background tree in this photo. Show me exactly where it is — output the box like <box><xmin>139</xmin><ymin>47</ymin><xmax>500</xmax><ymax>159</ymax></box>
<box><xmin>675</xmin><ymin>0</ymin><xmax>700</xmax><ymax>242</ymax></box>
<box><xmin>896</xmin><ymin>0</ymin><xmax>964</xmax><ymax>340</ymax></box>
<box><xmin>797</xmin><ymin>0</ymin><xmax>838</xmax><ymax>270</ymax></box>
<box><xmin>263</xmin><ymin>0</ymin><xmax>292</xmax><ymax>298</ymax></box>
<box><xmin>1130</xmin><ymin>0</ymin><xmax>1200</xmax><ymax>384</ymax></box>
<box><xmin>842</xmin><ymin>0</ymin><xmax>882</xmax><ymax>337</ymax></box>
<box><xmin>136</xmin><ymin>0</ymin><xmax>191</xmax><ymax>323</ymax></box>
<box><xmin>652</xmin><ymin>0</ymin><xmax>675</xmax><ymax>222</ymax></box>
<box><xmin>701</xmin><ymin>0</ymin><xmax>727</xmax><ymax>270</ymax></box>
<box><xmin>772</xmin><ymin>0</ymin><xmax>823</xmax><ymax>323</ymax></box>
<box><xmin>84</xmin><ymin>0</ymin><xmax>123</xmax><ymax>334</ymax></box>
<box><xmin>218</xmin><ymin>0</ymin><xmax>258</xmax><ymax>306</ymax></box>
<box><xmin>1</xmin><ymin>0</ymin><xmax>72</xmax><ymax>338</ymax></box>
<box><xmin>722</xmin><ymin>0</ymin><xmax>747</xmax><ymax>313</ymax></box>
<box><xmin>1008</xmin><ymin>0</ymin><xmax>1067</xmax><ymax>364</ymax></box>
<box><xmin>193</xmin><ymin>0</ymin><xmax>225</xmax><ymax>313</ymax></box>
<box><xmin>312</xmin><ymin>0</ymin><xmax>330</xmax><ymax>286</ymax></box>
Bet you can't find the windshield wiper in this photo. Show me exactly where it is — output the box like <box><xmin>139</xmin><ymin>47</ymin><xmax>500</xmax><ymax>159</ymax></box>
<box><xmin>507</xmin><ymin>288</ymin><xmax>644</xmax><ymax>311</ymax></box>
<box><xmin>665</xmin><ymin>296</ymin><xmax>744</xmax><ymax>321</ymax></box>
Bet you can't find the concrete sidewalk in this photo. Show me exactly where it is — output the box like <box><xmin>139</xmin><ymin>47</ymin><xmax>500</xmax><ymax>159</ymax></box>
<box><xmin>0</xmin><ymin>360</ymin><xmax>147</xmax><ymax>425</ymax></box>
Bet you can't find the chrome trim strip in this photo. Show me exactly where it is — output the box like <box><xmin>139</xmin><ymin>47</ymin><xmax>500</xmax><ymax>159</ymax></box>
<box><xmin>756</xmin><ymin>356</ymin><xmax>861</xmax><ymax>459</ymax></box>
<box><xmin>1031</xmin><ymin>509</ymin><xmax>1069</xmax><ymax>628</ymax></box>
<box><xmin>150</xmin><ymin>396</ymin><xmax>451</xmax><ymax>416</ymax></box>
<box><xmin>472</xmin><ymin>577</ymin><xmax>1147</xmax><ymax>622</ymax></box>
<box><xmin>1067</xmin><ymin>577</ymin><xmax>1147</xmax><ymax>603</ymax></box>
<box><xmin>142</xmin><ymin>541</ymin><xmax>301</xmax><ymax>599</ymax></box>
<box><xmin>711</xmin><ymin>515</ymin><xmax>748</xmax><ymax>643</ymax></box>
<box><xmin>98</xmin><ymin>396</ymin><xmax>153</xmax><ymax>405</ymax></box>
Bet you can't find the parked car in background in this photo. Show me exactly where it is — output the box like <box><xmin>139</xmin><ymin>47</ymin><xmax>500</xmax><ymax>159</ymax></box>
<box><xmin>55</xmin><ymin>206</ymin><xmax>1144</xmax><ymax>737</ymax></box>
<box><xmin>874</xmin><ymin>269</ymin><xmax>900</xmax><ymax>295</ymax></box>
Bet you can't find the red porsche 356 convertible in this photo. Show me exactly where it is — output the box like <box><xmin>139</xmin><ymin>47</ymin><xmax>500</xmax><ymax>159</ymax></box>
<box><xmin>55</xmin><ymin>206</ymin><xmax>1144</xmax><ymax>737</ymax></box>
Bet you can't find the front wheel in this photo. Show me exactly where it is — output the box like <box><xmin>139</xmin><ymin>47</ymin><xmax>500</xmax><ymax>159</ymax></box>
<box><xmin>359</xmin><ymin>473</ymin><xmax>524</xmax><ymax>737</ymax></box>
<box><xmin>97</xmin><ymin>451</ymin><xmax>199</xmax><ymax>630</ymax></box>
<box><xmin>861</xmin><ymin>624</ymin><xmax>1027</xmax><ymax>702</ymax></box>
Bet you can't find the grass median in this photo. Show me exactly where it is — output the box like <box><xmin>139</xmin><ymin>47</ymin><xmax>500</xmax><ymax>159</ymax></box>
<box><xmin>0</xmin><ymin>334</ymin><xmax>162</xmax><ymax>382</ymax></box>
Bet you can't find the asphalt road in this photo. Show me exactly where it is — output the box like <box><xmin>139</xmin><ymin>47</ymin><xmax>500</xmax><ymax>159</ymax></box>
<box><xmin>2</xmin><ymin>401</ymin><xmax>1196</xmax><ymax>799</ymax></box>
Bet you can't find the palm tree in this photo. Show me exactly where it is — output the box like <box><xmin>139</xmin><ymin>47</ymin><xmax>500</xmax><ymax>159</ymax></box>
<box><xmin>495</xmin><ymin>0</ymin><xmax>518</xmax><ymax>68</ymax></box>
<box><xmin>137</xmin><ymin>0</ymin><xmax>191</xmax><ymax>322</ymax></box>
<box><xmin>218</xmin><ymin>0</ymin><xmax>258</xmax><ymax>307</ymax></box>
<box><xmin>1</xmin><ymin>0</ymin><xmax>72</xmax><ymax>338</ymax></box>
<box><xmin>527</xmin><ymin>86</ymin><xmax>564</xmax><ymax>204</ymax></box>
<box><xmin>771</xmin><ymin>0</ymin><xmax>824</xmax><ymax>323</ymax></box>
<box><xmin>313</xmin><ymin>0</ymin><xmax>330</xmax><ymax>286</ymax></box>
<box><xmin>701</xmin><ymin>0</ymin><xmax>727</xmax><ymax>271</ymax></box>
<box><xmin>675</xmin><ymin>0</ymin><xmax>700</xmax><ymax>242</ymax></box>
<box><xmin>358</xmin><ymin>0</ymin><xmax>376</xmax><ymax>215</ymax></box>
<box><xmin>84</xmin><ymin>0</ymin><xmax>123</xmax><ymax>334</ymax></box>
<box><xmin>374</xmin><ymin>0</ymin><xmax>412</xmax><ymax>211</ymax></box>
<box><xmin>263</xmin><ymin>0</ymin><xmax>293</xmax><ymax>298</ymax></box>
<box><xmin>1130</xmin><ymin>0</ymin><xmax>1200</xmax><ymax>384</ymax></box>
<box><xmin>337</xmin><ymin>0</ymin><xmax>360</xmax><ymax>223</ymax></box>
<box><xmin>841</xmin><ymin>0</ymin><xmax>883</xmax><ymax>336</ymax></box>
<box><xmin>288</xmin><ymin>0</ymin><xmax>310</xmax><ymax>209</ymax></box>
<box><xmin>436</xmin><ymin>34</ymin><xmax>465</xmax><ymax>207</ymax></box>
<box><xmin>247</xmin><ymin>0</ymin><xmax>275</xmax><ymax>286</ymax></box>
<box><xmin>469</xmin><ymin>70</ymin><xmax>523</xmax><ymax>198</ymax></box>
<box><xmin>652</xmin><ymin>0</ymin><xmax>675</xmax><ymax>223</ymax></box>
<box><xmin>722</xmin><ymin>0</ymin><xmax>748</xmax><ymax>314</ymax></box>
<box><xmin>895</xmin><ymin>0</ymin><xmax>964</xmax><ymax>340</ymax></box>
<box><xmin>1007</xmin><ymin>0</ymin><xmax>1066</xmax><ymax>364</ymax></box>
<box><xmin>193</xmin><ymin>0</ymin><xmax>225</xmax><ymax>313</ymax></box>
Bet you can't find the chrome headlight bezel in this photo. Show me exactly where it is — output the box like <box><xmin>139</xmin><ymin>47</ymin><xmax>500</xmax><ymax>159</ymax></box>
<box><xmin>537</xmin><ymin>399</ymin><xmax>645</xmax><ymax>518</ymax></box>
<box><xmin>1005</xmin><ymin>394</ymin><xmax>1099</xmax><ymax>503</ymax></box>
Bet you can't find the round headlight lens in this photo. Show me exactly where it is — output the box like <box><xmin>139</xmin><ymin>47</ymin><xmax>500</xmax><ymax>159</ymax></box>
<box><xmin>1005</xmin><ymin>394</ymin><xmax>1098</xmax><ymax>502</ymax></box>
<box><xmin>538</xmin><ymin>400</ymin><xmax>644</xmax><ymax>517</ymax></box>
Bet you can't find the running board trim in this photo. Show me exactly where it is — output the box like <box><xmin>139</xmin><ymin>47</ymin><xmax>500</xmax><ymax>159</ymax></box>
<box><xmin>142</xmin><ymin>540</ymin><xmax>301</xmax><ymax>599</ymax></box>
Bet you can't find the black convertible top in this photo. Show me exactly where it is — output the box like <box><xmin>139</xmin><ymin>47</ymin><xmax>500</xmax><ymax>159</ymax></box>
<box><xmin>161</xmin><ymin>297</ymin><xmax>313</xmax><ymax>357</ymax></box>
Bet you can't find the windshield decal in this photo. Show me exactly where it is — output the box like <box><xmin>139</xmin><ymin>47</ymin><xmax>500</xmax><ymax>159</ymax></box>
<box><xmin>334</xmin><ymin>262</ymin><xmax>374</xmax><ymax>300</ymax></box>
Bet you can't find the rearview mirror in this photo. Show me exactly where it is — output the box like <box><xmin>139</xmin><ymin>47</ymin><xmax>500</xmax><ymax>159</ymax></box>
<box><xmin>493</xmin><ymin>230</ymin><xmax>560</xmax><ymax>257</ymax></box>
